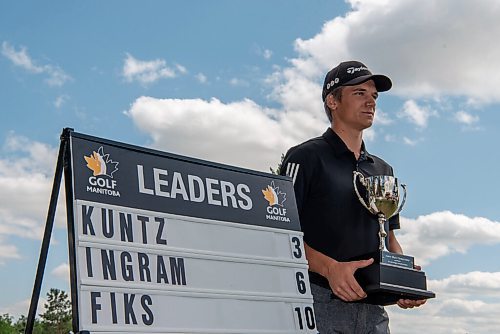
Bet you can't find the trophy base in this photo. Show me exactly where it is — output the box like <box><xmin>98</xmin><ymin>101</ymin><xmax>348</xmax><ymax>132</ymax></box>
<box><xmin>353</xmin><ymin>250</ymin><xmax>436</xmax><ymax>306</ymax></box>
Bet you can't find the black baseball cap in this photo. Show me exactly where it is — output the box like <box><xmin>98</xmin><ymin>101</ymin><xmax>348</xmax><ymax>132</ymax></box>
<box><xmin>322</xmin><ymin>61</ymin><xmax>392</xmax><ymax>101</ymax></box>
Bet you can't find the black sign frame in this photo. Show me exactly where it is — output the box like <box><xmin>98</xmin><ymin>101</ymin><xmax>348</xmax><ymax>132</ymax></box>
<box><xmin>26</xmin><ymin>128</ymin><xmax>315</xmax><ymax>334</ymax></box>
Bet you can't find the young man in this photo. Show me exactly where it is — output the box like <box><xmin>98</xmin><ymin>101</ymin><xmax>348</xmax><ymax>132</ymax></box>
<box><xmin>280</xmin><ymin>61</ymin><xmax>426</xmax><ymax>333</ymax></box>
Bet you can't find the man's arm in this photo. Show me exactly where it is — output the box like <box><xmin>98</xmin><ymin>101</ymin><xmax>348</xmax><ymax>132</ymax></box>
<box><xmin>388</xmin><ymin>230</ymin><xmax>403</xmax><ymax>254</ymax></box>
<box><xmin>388</xmin><ymin>230</ymin><xmax>427</xmax><ymax>309</ymax></box>
<box><xmin>305</xmin><ymin>242</ymin><xmax>373</xmax><ymax>302</ymax></box>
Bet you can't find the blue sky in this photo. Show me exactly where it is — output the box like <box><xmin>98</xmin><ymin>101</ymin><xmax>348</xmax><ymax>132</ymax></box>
<box><xmin>1</xmin><ymin>1</ymin><xmax>500</xmax><ymax>333</ymax></box>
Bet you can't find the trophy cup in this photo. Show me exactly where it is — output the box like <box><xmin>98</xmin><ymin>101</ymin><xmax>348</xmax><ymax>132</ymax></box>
<box><xmin>352</xmin><ymin>171</ymin><xmax>435</xmax><ymax>305</ymax></box>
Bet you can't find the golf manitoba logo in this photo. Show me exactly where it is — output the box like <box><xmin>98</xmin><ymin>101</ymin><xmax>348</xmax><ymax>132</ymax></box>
<box><xmin>262</xmin><ymin>181</ymin><xmax>290</xmax><ymax>222</ymax></box>
<box><xmin>84</xmin><ymin>146</ymin><xmax>120</xmax><ymax>197</ymax></box>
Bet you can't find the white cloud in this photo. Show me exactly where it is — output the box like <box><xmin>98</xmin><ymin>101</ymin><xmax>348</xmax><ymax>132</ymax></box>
<box><xmin>397</xmin><ymin>211</ymin><xmax>500</xmax><ymax>266</ymax></box>
<box><xmin>388</xmin><ymin>297</ymin><xmax>500</xmax><ymax>333</ymax></box>
<box><xmin>195</xmin><ymin>73</ymin><xmax>207</xmax><ymax>84</ymax></box>
<box><xmin>254</xmin><ymin>45</ymin><xmax>273</xmax><ymax>60</ymax></box>
<box><xmin>256</xmin><ymin>0</ymin><xmax>500</xmax><ymax>140</ymax></box>
<box><xmin>455</xmin><ymin>110</ymin><xmax>479</xmax><ymax>125</ymax></box>
<box><xmin>436</xmin><ymin>298</ymin><xmax>488</xmax><ymax>317</ymax></box>
<box><xmin>363</xmin><ymin>128</ymin><xmax>376</xmax><ymax>142</ymax></box>
<box><xmin>431</xmin><ymin>271</ymin><xmax>500</xmax><ymax>297</ymax></box>
<box><xmin>1</xmin><ymin>41</ymin><xmax>43</xmax><ymax>73</ymax></box>
<box><xmin>51</xmin><ymin>262</ymin><xmax>70</xmax><ymax>282</ymax></box>
<box><xmin>263</xmin><ymin>49</ymin><xmax>273</xmax><ymax>60</ymax></box>
<box><xmin>373</xmin><ymin>109</ymin><xmax>394</xmax><ymax>126</ymax></box>
<box><xmin>0</xmin><ymin>298</ymin><xmax>46</xmax><ymax>321</ymax></box>
<box><xmin>1</xmin><ymin>41</ymin><xmax>71</xmax><ymax>86</ymax></box>
<box><xmin>229</xmin><ymin>77</ymin><xmax>249</xmax><ymax>87</ymax></box>
<box><xmin>0</xmin><ymin>238</ymin><xmax>21</xmax><ymax>264</ymax></box>
<box><xmin>371</xmin><ymin>219</ymin><xmax>500</xmax><ymax>332</ymax></box>
<box><xmin>126</xmin><ymin>96</ymin><xmax>325</xmax><ymax>171</ymax></box>
<box><xmin>398</xmin><ymin>100</ymin><xmax>436</xmax><ymax>128</ymax></box>
<box><xmin>290</xmin><ymin>0</ymin><xmax>500</xmax><ymax>102</ymax></box>
<box><xmin>123</xmin><ymin>0</ymin><xmax>500</xmax><ymax>162</ymax></box>
<box><xmin>54</xmin><ymin>95</ymin><xmax>69</xmax><ymax>109</ymax></box>
<box><xmin>384</xmin><ymin>134</ymin><xmax>396</xmax><ymax>142</ymax></box>
<box><xmin>175</xmin><ymin>63</ymin><xmax>187</xmax><ymax>74</ymax></box>
<box><xmin>265</xmin><ymin>59</ymin><xmax>323</xmax><ymax>117</ymax></box>
<box><xmin>402</xmin><ymin>136</ymin><xmax>420</xmax><ymax>146</ymax></box>
<box><xmin>44</xmin><ymin>69</ymin><xmax>72</xmax><ymax>86</ymax></box>
<box><xmin>387</xmin><ymin>270</ymin><xmax>500</xmax><ymax>333</ymax></box>
<box><xmin>0</xmin><ymin>134</ymin><xmax>66</xmax><ymax>264</ymax></box>
<box><xmin>2</xmin><ymin>134</ymin><xmax>58</xmax><ymax>176</ymax></box>
<box><xmin>122</xmin><ymin>53</ymin><xmax>186</xmax><ymax>85</ymax></box>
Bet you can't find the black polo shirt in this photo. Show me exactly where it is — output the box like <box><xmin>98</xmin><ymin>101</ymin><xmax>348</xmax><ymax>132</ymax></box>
<box><xmin>280</xmin><ymin>128</ymin><xmax>400</xmax><ymax>285</ymax></box>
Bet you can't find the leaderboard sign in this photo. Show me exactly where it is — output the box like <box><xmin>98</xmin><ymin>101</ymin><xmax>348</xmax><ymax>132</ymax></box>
<box><xmin>65</xmin><ymin>131</ymin><xmax>317</xmax><ymax>333</ymax></box>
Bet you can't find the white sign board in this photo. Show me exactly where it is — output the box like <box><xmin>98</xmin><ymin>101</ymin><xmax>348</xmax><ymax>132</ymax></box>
<box><xmin>65</xmin><ymin>131</ymin><xmax>317</xmax><ymax>333</ymax></box>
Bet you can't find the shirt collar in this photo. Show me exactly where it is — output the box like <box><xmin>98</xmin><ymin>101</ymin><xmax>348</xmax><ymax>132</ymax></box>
<box><xmin>322</xmin><ymin>127</ymin><xmax>374</xmax><ymax>162</ymax></box>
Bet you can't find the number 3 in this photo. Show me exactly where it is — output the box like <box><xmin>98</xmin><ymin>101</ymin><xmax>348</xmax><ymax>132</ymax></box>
<box><xmin>291</xmin><ymin>236</ymin><xmax>302</xmax><ymax>259</ymax></box>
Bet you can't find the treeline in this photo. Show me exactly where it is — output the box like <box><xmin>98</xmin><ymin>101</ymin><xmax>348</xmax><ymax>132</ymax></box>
<box><xmin>1</xmin><ymin>288</ymin><xmax>72</xmax><ymax>334</ymax></box>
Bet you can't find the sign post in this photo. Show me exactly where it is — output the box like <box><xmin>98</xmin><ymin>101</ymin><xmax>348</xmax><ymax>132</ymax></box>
<box><xmin>25</xmin><ymin>133</ymin><xmax>67</xmax><ymax>334</ymax></box>
<box><xmin>27</xmin><ymin>128</ymin><xmax>317</xmax><ymax>334</ymax></box>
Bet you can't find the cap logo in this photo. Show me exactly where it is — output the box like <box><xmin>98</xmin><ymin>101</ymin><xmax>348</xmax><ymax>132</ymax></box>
<box><xmin>326</xmin><ymin>77</ymin><xmax>340</xmax><ymax>90</ymax></box>
<box><xmin>347</xmin><ymin>66</ymin><xmax>368</xmax><ymax>74</ymax></box>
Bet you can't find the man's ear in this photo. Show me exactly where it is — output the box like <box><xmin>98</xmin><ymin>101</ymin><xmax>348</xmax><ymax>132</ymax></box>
<box><xmin>326</xmin><ymin>94</ymin><xmax>338</xmax><ymax>111</ymax></box>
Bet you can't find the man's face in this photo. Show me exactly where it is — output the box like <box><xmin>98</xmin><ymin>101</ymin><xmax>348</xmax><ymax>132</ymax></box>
<box><xmin>329</xmin><ymin>80</ymin><xmax>379</xmax><ymax>131</ymax></box>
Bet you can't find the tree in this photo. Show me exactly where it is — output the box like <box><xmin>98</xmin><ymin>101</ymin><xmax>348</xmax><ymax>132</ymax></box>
<box><xmin>13</xmin><ymin>315</ymin><xmax>26</xmax><ymax>333</ymax></box>
<box><xmin>0</xmin><ymin>313</ymin><xmax>16</xmax><ymax>334</ymax></box>
<box><xmin>270</xmin><ymin>153</ymin><xmax>285</xmax><ymax>175</ymax></box>
<box><xmin>0</xmin><ymin>289</ymin><xmax>72</xmax><ymax>334</ymax></box>
<box><xmin>14</xmin><ymin>314</ymin><xmax>44</xmax><ymax>334</ymax></box>
<box><xmin>39</xmin><ymin>288</ymin><xmax>72</xmax><ymax>334</ymax></box>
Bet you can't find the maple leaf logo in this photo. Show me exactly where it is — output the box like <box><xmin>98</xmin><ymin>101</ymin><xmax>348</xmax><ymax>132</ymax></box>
<box><xmin>262</xmin><ymin>181</ymin><xmax>287</xmax><ymax>206</ymax></box>
<box><xmin>84</xmin><ymin>146</ymin><xmax>119</xmax><ymax>178</ymax></box>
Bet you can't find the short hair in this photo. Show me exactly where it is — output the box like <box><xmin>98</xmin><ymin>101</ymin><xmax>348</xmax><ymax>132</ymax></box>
<box><xmin>324</xmin><ymin>86</ymin><xmax>343</xmax><ymax>122</ymax></box>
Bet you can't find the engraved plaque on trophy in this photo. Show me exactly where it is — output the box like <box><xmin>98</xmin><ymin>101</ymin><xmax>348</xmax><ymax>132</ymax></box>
<box><xmin>352</xmin><ymin>172</ymin><xmax>435</xmax><ymax>305</ymax></box>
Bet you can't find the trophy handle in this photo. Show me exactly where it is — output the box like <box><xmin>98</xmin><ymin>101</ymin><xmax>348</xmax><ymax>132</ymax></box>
<box><xmin>353</xmin><ymin>171</ymin><xmax>372</xmax><ymax>212</ymax></box>
<box><xmin>395</xmin><ymin>183</ymin><xmax>407</xmax><ymax>216</ymax></box>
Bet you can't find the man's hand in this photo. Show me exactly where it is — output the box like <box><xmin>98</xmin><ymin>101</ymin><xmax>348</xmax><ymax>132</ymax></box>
<box><xmin>303</xmin><ymin>243</ymin><xmax>374</xmax><ymax>302</ymax></box>
<box><xmin>326</xmin><ymin>258</ymin><xmax>374</xmax><ymax>302</ymax></box>
<box><xmin>397</xmin><ymin>298</ymin><xmax>427</xmax><ymax>309</ymax></box>
<box><xmin>397</xmin><ymin>264</ymin><xmax>427</xmax><ymax>309</ymax></box>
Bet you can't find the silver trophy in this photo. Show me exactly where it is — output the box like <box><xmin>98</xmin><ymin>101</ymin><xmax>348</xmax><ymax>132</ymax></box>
<box><xmin>351</xmin><ymin>171</ymin><xmax>435</xmax><ymax>305</ymax></box>
<box><xmin>353</xmin><ymin>172</ymin><xmax>406</xmax><ymax>251</ymax></box>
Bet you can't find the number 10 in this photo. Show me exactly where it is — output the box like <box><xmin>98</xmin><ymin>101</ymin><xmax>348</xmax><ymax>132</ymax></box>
<box><xmin>294</xmin><ymin>306</ymin><xmax>315</xmax><ymax>330</ymax></box>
